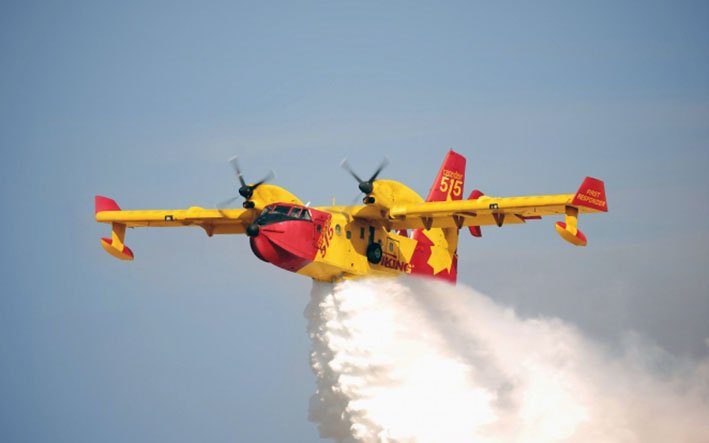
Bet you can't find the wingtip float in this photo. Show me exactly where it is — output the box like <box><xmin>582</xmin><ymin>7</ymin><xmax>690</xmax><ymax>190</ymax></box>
<box><xmin>93</xmin><ymin>196</ymin><xmax>131</xmax><ymax>260</ymax></box>
<box><xmin>554</xmin><ymin>176</ymin><xmax>608</xmax><ymax>247</ymax></box>
<box><xmin>95</xmin><ymin>150</ymin><xmax>608</xmax><ymax>282</ymax></box>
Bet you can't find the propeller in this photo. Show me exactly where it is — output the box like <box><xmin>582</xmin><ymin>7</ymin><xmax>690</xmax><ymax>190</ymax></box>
<box><xmin>218</xmin><ymin>156</ymin><xmax>274</xmax><ymax>209</ymax></box>
<box><xmin>340</xmin><ymin>157</ymin><xmax>388</xmax><ymax>199</ymax></box>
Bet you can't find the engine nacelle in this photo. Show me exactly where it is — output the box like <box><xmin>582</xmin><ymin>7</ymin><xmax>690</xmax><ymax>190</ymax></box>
<box><xmin>370</xmin><ymin>179</ymin><xmax>424</xmax><ymax>209</ymax></box>
<box><xmin>249</xmin><ymin>184</ymin><xmax>303</xmax><ymax>211</ymax></box>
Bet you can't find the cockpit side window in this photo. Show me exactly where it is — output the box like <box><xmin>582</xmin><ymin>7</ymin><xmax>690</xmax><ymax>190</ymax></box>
<box><xmin>301</xmin><ymin>209</ymin><xmax>311</xmax><ymax>221</ymax></box>
<box><xmin>273</xmin><ymin>205</ymin><xmax>290</xmax><ymax>215</ymax></box>
<box><xmin>290</xmin><ymin>207</ymin><xmax>302</xmax><ymax>218</ymax></box>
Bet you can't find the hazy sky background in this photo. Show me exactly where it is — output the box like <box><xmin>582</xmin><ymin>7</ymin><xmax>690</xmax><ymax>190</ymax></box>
<box><xmin>1</xmin><ymin>1</ymin><xmax>708</xmax><ymax>442</ymax></box>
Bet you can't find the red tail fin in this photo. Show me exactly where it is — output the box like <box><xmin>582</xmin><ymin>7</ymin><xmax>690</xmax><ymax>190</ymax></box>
<box><xmin>425</xmin><ymin>150</ymin><xmax>466</xmax><ymax>202</ymax></box>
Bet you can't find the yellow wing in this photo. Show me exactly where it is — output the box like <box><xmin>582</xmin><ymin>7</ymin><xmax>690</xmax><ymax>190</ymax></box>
<box><xmin>95</xmin><ymin>183</ymin><xmax>304</xmax><ymax>261</ymax></box>
<box><xmin>388</xmin><ymin>193</ymin><xmax>574</xmax><ymax>228</ymax></box>
<box><xmin>356</xmin><ymin>177</ymin><xmax>608</xmax><ymax>246</ymax></box>
<box><xmin>95</xmin><ymin>196</ymin><xmax>256</xmax><ymax>260</ymax></box>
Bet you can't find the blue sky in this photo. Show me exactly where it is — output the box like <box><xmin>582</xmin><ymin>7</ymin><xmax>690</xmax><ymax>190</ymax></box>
<box><xmin>1</xmin><ymin>1</ymin><xmax>708</xmax><ymax>442</ymax></box>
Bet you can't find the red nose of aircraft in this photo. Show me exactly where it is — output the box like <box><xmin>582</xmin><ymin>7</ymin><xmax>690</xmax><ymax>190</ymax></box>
<box><xmin>248</xmin><ymin>220</ymin><xmax>316</xmax><ymax>272</ymax></box>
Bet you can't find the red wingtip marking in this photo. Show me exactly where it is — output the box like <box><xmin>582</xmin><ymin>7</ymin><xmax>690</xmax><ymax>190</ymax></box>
<box><xmin>100</xmin><ymin>238</ymin><xmax>134</xmax><ymax>260</ymax></box>
<box><xmin>122</xmin><ymin>245</ymin><xmax>134</xmax><ymax>259</ymax></box>
<box><xmin>95</xmin><ymin>195</ymin><xmax>121</xmax><ymax>214</ymax></box>
<box><xmin>555</xmin><ymin>222</ymin><xmax>588</xmax><ymax>246</ymax></box>
<box><xmin>572</xmin><ymin>177</ymin><xmax>608</xmax><ymax>212</ymax></box>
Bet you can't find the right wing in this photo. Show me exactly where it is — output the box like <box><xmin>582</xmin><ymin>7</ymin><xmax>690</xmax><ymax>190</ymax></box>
<box><xmin>353</xmin><ymin>177</ymin><xmax>608</xmax><ymax>246</ymax></box>
<box><xmin>95</xmin><ymin>195</ymin><xmax>257</xmax><ymax>260</ymax></box>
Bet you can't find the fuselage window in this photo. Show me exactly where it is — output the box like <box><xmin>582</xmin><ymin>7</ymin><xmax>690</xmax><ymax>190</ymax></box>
<box><xmin>359</xmin><ymin>227</ymin><xmax>365</xmax><ymax>239</ymax></box>
<box><xmin>346</xmin><ymin>231</ymin><xmax>351</xmax><ymax>239</ymax></box>
<box><xmin>335</xmin><ymin>224</ymin><xmax>341</xmax><ymax>235</ymax></box>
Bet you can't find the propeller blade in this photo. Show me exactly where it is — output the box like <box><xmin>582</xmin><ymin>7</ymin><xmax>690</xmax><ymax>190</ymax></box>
<box><xmin>252</xmin><ymin>170</ymin><xmax>275</xmax><ymax>188</ymax></box>
<box><xmin>350</xmin><ymin>192</ymin><xmax>364</xmax><ymax>205</ymax></box>
<box><xmin>368</xmin><ymin>157</ymin><xmax>389</xmax><ymax>182</ymax></box>
<box><xmin>340</xmin><ymin>159</ymin><xmax>365</xmax><ymax>184</ymax></box>
<box><xmin>341</xmin><ymin>157</ymin><xmax>389</xmax><ymax>197</ymax></box>
<box><xmin>217</xmin><ymin>195</ymin><xmax>240</xmax><ymax>209</ymax></box>
<box><xmin>228</xmin><ymin>155</ymin><xmax>247</xmax><ymax>188</ymax></box>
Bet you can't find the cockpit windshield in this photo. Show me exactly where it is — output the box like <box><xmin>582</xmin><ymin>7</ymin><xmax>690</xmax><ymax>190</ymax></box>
<box><xmin>255</xmin><ymin>204</ymin><xmax>312</xmax><ymax>226</ymax></box>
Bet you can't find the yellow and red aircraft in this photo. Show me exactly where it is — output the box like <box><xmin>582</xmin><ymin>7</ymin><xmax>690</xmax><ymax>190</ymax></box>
<box><xmin>95</xmin><ymin>150</ymin><xmax>607</xmax><ymax>283</ymax></box>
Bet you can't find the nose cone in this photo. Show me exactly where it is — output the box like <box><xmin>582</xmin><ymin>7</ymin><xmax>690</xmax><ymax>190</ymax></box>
<box><xmin>248</xmin><ymin>222</ymin><xmax>315</xmax><ymax>272</ymax></box>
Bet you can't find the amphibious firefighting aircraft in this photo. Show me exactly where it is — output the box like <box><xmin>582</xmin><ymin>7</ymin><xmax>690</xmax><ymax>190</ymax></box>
<box><xmin>95</xmin><ymin>150</ymin><xmax>607</xmax><ymax>283</ymax></box>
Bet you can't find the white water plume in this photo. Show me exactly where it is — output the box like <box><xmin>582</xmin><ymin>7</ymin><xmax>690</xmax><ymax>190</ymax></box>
<box><xmin>305</xmin><ymin>278</ymin><xmax>709</xmax><ymax>443</ymax></box>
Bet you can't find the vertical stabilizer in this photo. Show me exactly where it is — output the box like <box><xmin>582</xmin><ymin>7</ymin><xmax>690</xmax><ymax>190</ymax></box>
<box><xmin>410</xmin><ymin>150</ymin><xmax>466</xmax><ymax>283</ymax></box>
<box><xmin>424</xmin><ymin>150</ymin><xmax>467</xmax><ymax>202</ymax></box>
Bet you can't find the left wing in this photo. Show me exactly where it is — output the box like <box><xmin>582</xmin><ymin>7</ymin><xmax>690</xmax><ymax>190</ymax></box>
<box><xmin>360</xmin><ymin>177</ymin><xmax>607</xmax><ymax>246</ymax></box>
<box><xmin>95</xmin><ymin>196</ymin><xmax>256</xmax><ymax>260</ymax></box>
